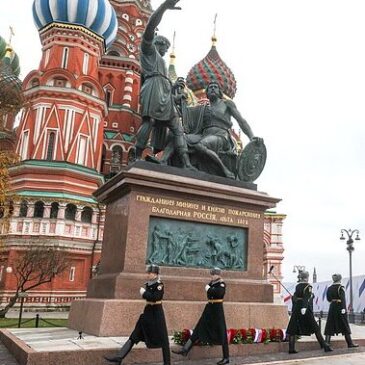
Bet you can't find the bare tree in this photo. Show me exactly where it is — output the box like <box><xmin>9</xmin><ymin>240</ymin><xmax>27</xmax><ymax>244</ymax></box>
<box><xmin>0</xmin><ymin>246</ymin><xmax>69</xmax><ymax>318</ymax></box>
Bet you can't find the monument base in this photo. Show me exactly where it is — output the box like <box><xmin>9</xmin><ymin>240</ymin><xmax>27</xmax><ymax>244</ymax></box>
<box><xmin>68</xmin><ymin>299</ymin><xmax>288</xmax><ymax>337</ymax></box>
<box><xmin>69</xmin><ymin>162</ymin><xmax>286</xmax><ymax>338</ymax></box>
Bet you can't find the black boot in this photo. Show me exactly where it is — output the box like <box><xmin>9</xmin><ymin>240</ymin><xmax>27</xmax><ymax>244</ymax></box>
<box><xmin>288</xmin><ymin>335</ymin><xmax>298</xmax><ymax>354</ymax></box>
<box><xmin>172</xmin><ymin>339</ymin><xmax>193</xmax><ymax>356</ymax></box>
<box><xmin>217</xmin><ymin>339</ymin><xmax>230</xmax><ymax>364</ymax></box>
<box><xmin>345</xmin><ymin>334</ymin><xmax>359</xmax><ymax>348</ymax></box>
<box><xmin>315</xmin><ymin>331</ymin><xmax>333</xmax><ymax>352</ymax></box>
<box><xmin>162</xmin><ymin>344</ymin><xmax>171</xmax><ymax>365</ymax></box>
<box><xmin>325</xmin><ymin>335</ymin><xmax>331</xmax><ymax>345</ymax></box>
<box><xmin>104</xmin><ymin>339</ymin><xmax>133</xmax><ymax>364</ymax></box>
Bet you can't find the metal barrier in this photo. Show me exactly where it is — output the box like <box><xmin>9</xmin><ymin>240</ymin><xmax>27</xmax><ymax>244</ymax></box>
<box><xmin>0</xmin><ymin>313</ymin><xmax>65</xmax><ymax>328</ymax></box>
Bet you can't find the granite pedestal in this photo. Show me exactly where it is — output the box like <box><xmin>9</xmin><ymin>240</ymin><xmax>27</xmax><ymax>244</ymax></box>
<box><xmin>68</xmin><ymin>162</ymin><xmax>288</xmax><ymax>336</ymax></box>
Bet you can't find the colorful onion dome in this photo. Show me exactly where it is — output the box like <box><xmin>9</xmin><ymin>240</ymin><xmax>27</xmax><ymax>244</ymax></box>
<box><xmin>186</xmin><ymin>36</ymin><xmax>237</xmax><ymax>99</ymax></box>
<box><xmin>0</xmin><ymin>35</ymin><xmax>7</xmax><ymax>59</ymax></box>
<box><xmin>32</xmin><ymin>0</ymin><xmax>118</xmax><ymax>48</ymax></box>
<box><xmin>0</xmin><ymin>35</ymin><xmax>20</xmax><ymax>77</ymax></box>
<box><xmin>0</xmin><ymin>63</ymin><xmax>23</xmax><ymax>114</ymax></box>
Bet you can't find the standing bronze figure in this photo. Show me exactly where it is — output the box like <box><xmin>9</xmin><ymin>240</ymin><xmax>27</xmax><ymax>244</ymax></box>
<box><xmin>104</xmin><ymin>265</ymin><xmax>170</xmax><ymax>365</ymax></box>
<box><xmin>286</xmin><ymin>271</ymin><xmax>332</xmax><ymax>354</ymax></box>
<box><xmin>134</xmin><ymin>0</ymin><xmax>193</xmax><ymax>169</ymax></box>
<box><xmin>173</xmin><ymin>268</ymin><xmax>229</xmax><ymax>365</ymax></box>
<box><xmin>324</xmin><ymin>273</ymin><xmax>359</xmax><ymax>348</ymax></box>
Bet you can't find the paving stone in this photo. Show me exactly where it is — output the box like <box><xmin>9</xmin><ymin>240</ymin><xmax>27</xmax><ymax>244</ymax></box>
<box><xmin>0</xmin><ymin>342</ymin><xmax>18</xmax><ymax>365</ymax></box>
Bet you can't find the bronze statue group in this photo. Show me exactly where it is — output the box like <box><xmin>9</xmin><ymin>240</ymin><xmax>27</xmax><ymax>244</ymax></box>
<box><xmin>131</xmin><ymin>0</ymin><xmax>265</xmax><ymax>182</ymax></box>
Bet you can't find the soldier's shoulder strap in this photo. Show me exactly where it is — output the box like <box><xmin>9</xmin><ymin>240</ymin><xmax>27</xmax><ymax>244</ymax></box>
<box><xmin>304</xmin><ymin>284</ymin><xmax>312</xmax><ymax>293</ymax></box>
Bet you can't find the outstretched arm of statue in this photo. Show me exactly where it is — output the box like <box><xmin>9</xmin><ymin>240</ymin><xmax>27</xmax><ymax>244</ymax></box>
<box><xmin>144</xmin><ymin>0</ymin><xmax>181</xmax><ymax>43</ymax></box>
<box><xmin>226</xmin><ymin>100</ymin><xmax>255</xmax><ymax>141</ymax></box>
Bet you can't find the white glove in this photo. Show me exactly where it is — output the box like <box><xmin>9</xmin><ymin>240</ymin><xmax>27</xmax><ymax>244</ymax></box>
<box><xmin>301</xmin><ymin>308</ymin><xmax>307</xmax><ymax>315</ymax></box>
<box><xmin>205</xmin><ymin>284</ymin><xmax>210</xmax><ymax>292</ymax></box>
<box><xmin>139</xmin><ymin>287</ymin><xmax>146</xmax><ymax>296</ymax></box>
<box><xmin>341</xmin><ymin>309</ymin><xmax>346</xmax><ymax>314</ymax></box>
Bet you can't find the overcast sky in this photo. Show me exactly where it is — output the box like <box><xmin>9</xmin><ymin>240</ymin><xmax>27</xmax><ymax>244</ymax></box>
<box><xmin>1</xmin><ymin>0</ymin><xmax>364</xmax><ymax>283</ymax></box>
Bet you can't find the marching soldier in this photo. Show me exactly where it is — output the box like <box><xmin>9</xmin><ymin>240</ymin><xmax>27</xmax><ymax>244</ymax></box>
<box><xmin>324</xmin><ymin>273</ymin><xmax>359</xmax><ymax>348</ymax></box>
<box><xmin>286</xmin><ymin>270</ymin><xmax>332</xmax><ymax>354</ymax></box>
<box><xmin>104</xmin><ymin>264</ymin><xmax>170</xmax><ymax>365</ymax></box>
<box><xmin>173</xmin><ymin>267</ymin><xmax>229</xmax><ymax>365</ymax></box>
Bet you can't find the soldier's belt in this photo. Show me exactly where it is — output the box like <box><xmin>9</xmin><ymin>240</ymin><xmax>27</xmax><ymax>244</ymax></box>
<box><xmin>208</xmin><ymin>299</ymin><xmax>224</xmax><ymax>303</ymax></box>
<box><xmin>331</xmin><ymin>299</ymin><xmax>342</xmax><ymax>303</ymax></box>
<box><xmin>146</xmin><ymin>301</ymin><xmax>162</xmax><ymax>305</ymax></box>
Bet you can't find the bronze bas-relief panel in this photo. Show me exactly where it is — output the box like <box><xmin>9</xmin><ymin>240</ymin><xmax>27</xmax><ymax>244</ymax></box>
<box><xmin>146</xmin><ymin>216</ymin><xmax>248</xmax><ymax>271</ymax></box>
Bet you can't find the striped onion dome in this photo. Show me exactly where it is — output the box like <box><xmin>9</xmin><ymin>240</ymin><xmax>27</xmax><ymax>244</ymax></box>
<box><xmin>32</xmin><ymin>0</ymin><xmax>118</xmax><ymax>48</ymax></box>
<box><xmin>0</xmin><ymin>35</ymin><xmax>20</xmax><ymax>77</ymax></box>
<box><xmin>186</xmin><ymin>36</ymin><xmax>237</xmax><ymax>99</ymax></box>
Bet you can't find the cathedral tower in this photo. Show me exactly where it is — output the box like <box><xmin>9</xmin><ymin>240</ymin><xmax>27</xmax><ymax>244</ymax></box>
<box><xmin>99</xmin><ymin>0</ymin><xmax>152</xmax><ymax>176</ymax></box>
<box><xmin>2</xmin><ymin>0</ymin><xmax>117</xmax><ymax>308</ymax></box>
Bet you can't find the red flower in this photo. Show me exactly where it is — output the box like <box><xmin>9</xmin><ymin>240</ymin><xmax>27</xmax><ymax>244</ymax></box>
<box><xmin>182</xmin><ymin>329</ymin><xmax>191</xmax><ymax>342</ymax></box>
<box><xmin>227</xmin><ymin>329</ymin><xmax>238</xmax><ymax>343</ymax></box>
<box><xmin>248</xmin><ymin>328</ymin><xmax>256</xmax><ymax>337</ymax></box>
<box><xmin>239</xmin><ymin>328</ymin><xmax>247</xmax><ymax>340</ymax></box>
<box><xmin>261</xmin><ymin>329</ymin><xmax>268</xmax><ymax>342</ymax></box>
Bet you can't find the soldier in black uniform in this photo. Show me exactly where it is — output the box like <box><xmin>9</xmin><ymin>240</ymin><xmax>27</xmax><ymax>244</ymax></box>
<box><xmin>104</xmin><ymin>264</ymin><xmax>170</xmax><ymax>365</ymax></box>
<box><xmin>286</xmin><ymin>270</ymin><xmax>332</xmax><ymax>354</ymax></box>
<box><xmin>172</xmin><ymin>267</ymin><xmax>229</xmax><ymax>365</ymax></box>
<box><xmin>324</xmin><ymin>273</ymin><xmax>359</xmax><ymax>348</ymax></box>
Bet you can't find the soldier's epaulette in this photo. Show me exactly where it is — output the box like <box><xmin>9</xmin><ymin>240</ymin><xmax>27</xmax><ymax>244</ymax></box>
<box><xmin>304</xmin><ymin>284</ymin><xmax>312</xmax><ymax>293</ymax></box>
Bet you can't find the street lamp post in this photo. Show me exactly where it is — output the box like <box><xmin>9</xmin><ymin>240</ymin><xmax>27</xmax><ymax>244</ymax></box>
<box><xmin>17</xmin><ymin>291</ymin><xmax>28</xmax><ymax>328</ymax></box>
<box><xmin>340</xmin><ymin>228</ymin><xmax>361</xmax><ymax>324</ymax></box>
<box><xmin>293</xmin><ymin>265</ymin><xmax>306</xmax><ymax>282</ymax></box>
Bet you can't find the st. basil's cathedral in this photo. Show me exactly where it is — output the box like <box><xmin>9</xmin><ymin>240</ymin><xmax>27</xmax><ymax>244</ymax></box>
<box><xmin>0</xmin><ymin>0</ymin><xmax>284</xmax><ymax>309</ymax></box>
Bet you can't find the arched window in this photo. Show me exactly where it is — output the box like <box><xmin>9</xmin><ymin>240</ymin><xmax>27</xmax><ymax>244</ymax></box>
<box><xmin>100</xmin><ymin>144</ymin><xmax>107</xmax><ymax>174</ymax></box>
<box><xmin>34</xmin><ymin>201</ymin><xmax>45</xmax><ymax>218</ymax></box>
<box><xmin>62</xmin><ymin>47</ymin><xmax>69</xmax><ymax>69</ymax></box>
<box><xmin>20</xmin><ymin>131</ymin><xmax>29</xmax><ymax>160</ymax></box>
<box><xmin>46</xmin><ymin>132</ymin><xmax>56</xmax><ymax>160</ymax></box>
<box><xmin>128</xmin><ymin>148</ymin><xmax>136</xmax><ymax>163</ymax></box>
<box><xmin>50</xmin><ymin>202</ymin><xmax>59</xmax><ymax>219</ymax></box>
<box><xmin>31</xmin><ymin>78</ymin><xmax>40</xmax><ymax>88</ymax></box>
<box><xmin>81</xmin><ymin>207</ymin><xmax>93</xmax><ymax>223</ymax></box>
<box><xmin>82</xmin><ymin>53</ymin><xmax>89</xmax><ymax>74</ymax></box>
<box><xmin>111</xmin><ymin>145</ymin><xmax>123</xmax><ymax>171</ymax></box>
<box><xmin>44</xmin><ymin>49</ymin><xmax>50</xmax><ymax>67</ymax></box>
<box><xmin>107</xmin><ymin>50</ymin><xmax>120</xmax><ymax>57</ymax></box>
<box><xmin>65</xmin><ymin>204</ymin><xmax>77</xmax><ymax>221</ymax></box>
<box><xmin>19</xmin><ymin>200</ymin><xmax>28</xmax><ymax>218</ymax></box>
<box><xmin>8</xmin><ymin>201</ymin><xmax>14</xmax><ymax>217</ymax></box>
<box><xmin>105</xmin><ymin>89</ymin><xmax>112</xmax><ymax>106</ymax></box>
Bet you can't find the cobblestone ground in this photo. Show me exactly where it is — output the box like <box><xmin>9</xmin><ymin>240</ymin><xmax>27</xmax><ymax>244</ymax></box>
<box><xmin>0</xmin><ymin>342</ymin><xmax>18</xmax><ymax>365</ymax></box>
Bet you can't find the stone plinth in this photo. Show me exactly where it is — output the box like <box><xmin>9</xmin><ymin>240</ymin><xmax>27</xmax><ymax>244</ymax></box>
<box><xmin>69</xmin><ymin>162</ymin><xmax>288</xmax><ymax>336</ymax></box>
<box><xmin>69</xmin><ymin>300</ymin><xmax>288</xmax><ymax>337</ymax></box>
